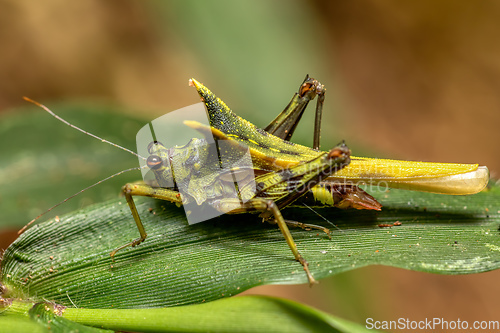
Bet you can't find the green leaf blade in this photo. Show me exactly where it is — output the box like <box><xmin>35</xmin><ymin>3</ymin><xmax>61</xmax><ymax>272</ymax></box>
<box><xmin>63</xmin><ymin>295</ymin><xmax>373</xmax><ymax>333</ymax></box>
<box><xmin>0</xmin><ymin>296</ymin><xmax>375</xmax><ymax>333</ymax></box>
<box><xmin>2</xmin><ymin>183</ymin><xmax>500</xmax><ymax>309</ymax></box>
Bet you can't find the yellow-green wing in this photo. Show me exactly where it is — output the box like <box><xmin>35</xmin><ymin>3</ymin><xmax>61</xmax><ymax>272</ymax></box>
<box><xmin>188</xmin><ymin>78</ymin><xmax>489</xmax><ymax>195</ymax></box>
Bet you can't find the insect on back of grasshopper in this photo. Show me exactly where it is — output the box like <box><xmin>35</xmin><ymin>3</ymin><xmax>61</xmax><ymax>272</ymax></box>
<box><xmin>21</xmin><ymin>75</ymin><xmax>489</xmax><ymax>286</ymax></box>
<box><xmin>113</xmin><ymin>77</ymin><xmax>361</xmax><ymax>285</ymax></box>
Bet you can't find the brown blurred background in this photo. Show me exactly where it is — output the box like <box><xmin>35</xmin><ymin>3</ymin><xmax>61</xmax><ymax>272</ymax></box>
<box><xmin>1</xmin><ymin>0</ymin><xmax>499</xmax><ymax>330</ymax></box>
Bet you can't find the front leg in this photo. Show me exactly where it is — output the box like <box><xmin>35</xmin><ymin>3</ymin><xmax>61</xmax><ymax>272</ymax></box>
<box><xmin>110</xmin><ymin>183</ymin><xmax>183</xmax><ymax>258</ymax></box>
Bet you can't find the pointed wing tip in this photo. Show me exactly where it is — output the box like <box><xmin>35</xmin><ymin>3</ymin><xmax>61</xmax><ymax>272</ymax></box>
<box><xmin>188</xmin><ymin>78</ymin><xmax>202</xmax><ymax>89</ymax></box>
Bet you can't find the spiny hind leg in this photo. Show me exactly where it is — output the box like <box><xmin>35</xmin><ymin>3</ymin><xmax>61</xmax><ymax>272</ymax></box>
<box><xmin>111</xmin><ymin>183</ymin><xmax>183</xmax><ymax>258</ymax></box>
<box><xmin>218</xmin><ymin>198</ymin><xmax>317</xmax><ymax>286</ymax></box>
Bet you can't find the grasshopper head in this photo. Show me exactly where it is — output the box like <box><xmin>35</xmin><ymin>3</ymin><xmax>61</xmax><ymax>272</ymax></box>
<box><xmin>323</xmin><ymin>142</ymin><xmax>351</xmax><ymax>177</ymax></box>
<box><xmin>327</xmin><ymin>142</ymin><xmax>351</xmax><ymax>162</ymax></box>
<box><xmin>144</xmin><ymin>141</ymin><xmax>175</xmax><ymax>188</ymax></box>
<box><xmin>299</xmin><ymin>76</ymin><xmax>325</xmax><ymax>99</ymax></box>
<box><xmin>146</xmin><ymin>141</ymin><xmax>170</xmax><ymax>169</ymax></box>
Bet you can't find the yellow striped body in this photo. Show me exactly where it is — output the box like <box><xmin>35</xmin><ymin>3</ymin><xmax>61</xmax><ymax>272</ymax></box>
<box><xmin>189</xmin><ymin>78</ymin><xmax>489</xmax><ymax>195</ymax></box>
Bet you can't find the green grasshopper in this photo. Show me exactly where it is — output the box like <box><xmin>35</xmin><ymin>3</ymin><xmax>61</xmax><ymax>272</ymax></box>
<box><xmin>112</xmin><ymin>76</ymin><xmax>489</xmax><ymax>286</ymax></box>
<box><xmin>23</xmin><ymin>76</ymin><xmax>489</xmax><ymax>286</ymax></box>
<box><xmin>22</xmin><ymin>77</ymin><xmax>376</xmax><ymax>286</ymax></box>
<box><xmin>116</xmin><ymin>83</ymin><xmax>359</xmax><ymax>285</ymax></box>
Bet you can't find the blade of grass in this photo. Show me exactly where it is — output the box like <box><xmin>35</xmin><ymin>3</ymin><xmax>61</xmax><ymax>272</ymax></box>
<box><xmin>1</xmin><ymin>181</ymin><xmax>499</xmax><ymax>308</ymax></box>
<box><xmin>1</xmin><ymin>296</ymin><xmax>376</xmax><ymax>333</ymax></box>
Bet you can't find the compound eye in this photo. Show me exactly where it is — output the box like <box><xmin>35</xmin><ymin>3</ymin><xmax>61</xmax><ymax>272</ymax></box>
<box><xmin>147</xmin><ymin>155</ymin><xmax>163</xmax><ymax>170</ymax></box>
<box><xmin>299</xmin><ymin>82</ymin><xmax>313</xmax><ymax>97</ymax></box>
<box><xmin>147</xmin><ymin>141</ymin><xmax>164</xmax><ymax>154</ymax></box>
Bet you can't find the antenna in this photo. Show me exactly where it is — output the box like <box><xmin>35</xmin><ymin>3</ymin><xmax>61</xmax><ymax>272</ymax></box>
<box><xmin>301</xmin><ymin>202</ymin><xmax>343</xmax><ymax>232</ymax></box>
<box><xmin>19</xmin><ymin>97</ymin><xmax>148</xmax><ymax>234</ymax></box>
<box><xmin>18</xmin><ymin>166</ymin><xmax>145</xmax><ymax>234</ymax></box>
<box><xmin>22</xmin><ymin>97</ymin><xmax>146</xmax><ymax>160</ymax></box>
